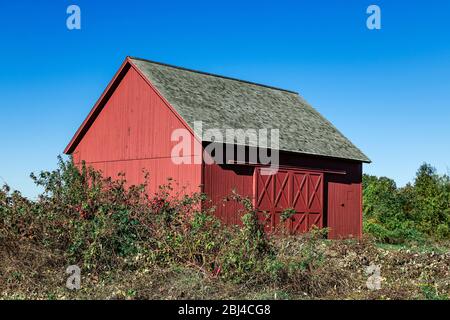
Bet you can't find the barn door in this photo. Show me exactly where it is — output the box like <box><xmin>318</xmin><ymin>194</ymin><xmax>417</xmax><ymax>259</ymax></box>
<box><xmin>327</xmin><ymin>183</ymin><xmax>361</xmax><ymax>239</ymax></box>
<box><xmin>254</xmin><ymin>168</ymin><xmax>323</xmax><ymax>234</ymax></box>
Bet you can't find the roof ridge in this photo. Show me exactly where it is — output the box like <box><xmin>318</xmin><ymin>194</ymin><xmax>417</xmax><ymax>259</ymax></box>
<box><xmin>128</xmin><ymin>56</ymin><xmax>299</xmax><ymax>95</ymax></box>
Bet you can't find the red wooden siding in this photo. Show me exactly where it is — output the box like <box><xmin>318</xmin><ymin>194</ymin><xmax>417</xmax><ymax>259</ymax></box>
<box><xmin>203</xmin><ymin>150</ymin><xmax>362</xmax><ymax>239</ymax></box>
<box><xmin>327</xmin><ymin>172</ymin><xmax>362</xmax><ymax>239</ymax></box>
<box><xmin>277</xmin><ymin>152</ymin><xmax>362</xmax><ymax>238</ymax></box>
<box><xmin>73</xmin><ymin>66</ymin><xmax>202</xmax><ymax>194</ymax></box>
<box><xmin>203</xmin><ymin>163</ymin><xmax>254</xmax><ymax>225</ymax></box>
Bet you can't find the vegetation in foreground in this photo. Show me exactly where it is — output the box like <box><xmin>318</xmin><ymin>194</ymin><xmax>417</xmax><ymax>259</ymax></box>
<box><xmin>0</xmin><ymin>158</ymin><xmax>449</xmax><ymax>300</ymax></box>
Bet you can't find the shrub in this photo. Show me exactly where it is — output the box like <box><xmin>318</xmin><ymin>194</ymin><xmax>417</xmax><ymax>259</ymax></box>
<box><xmin>147</xmin><ymin>186</ymin><xmax>226</xmax><ymax>270</ymax></box>
<box><xmin>1</xmin><ymin>157</ymin><xmax>448</xmax><ymax>300</ymax></box>
<box><xmin>1</xmin><ymin>157</ymin><xmax>271</xmax><ymax>281</ymax></box>
<box><xmin>217</xmin><ymin>191</ymin><xmax>273</xmax><ymax>283</ymax></box>
<box><xmin>363</xmin><ymin>163</ymin><xmax>450</xmax><ymax>243</ymax></box>
<box><xmin>1</xmin><ymin>157</ymin><xmax>155</xmax><ymax>272</ymax></box>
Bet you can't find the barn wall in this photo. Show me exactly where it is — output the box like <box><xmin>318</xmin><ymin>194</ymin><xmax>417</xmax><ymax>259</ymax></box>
<box><xmin>203</xmin><ymin>163</ymin><xmax>254</xmax><ymax>226</ymax></box>
<box><xmin>326</xmin><ymin>163</ymin><xmax>362</xmax><ymax>239</ymax></box>
<box><xmin>278</xmin><ymin>152</ymin><xmax>363</xmax><ymax>238</ymax></box>
<box><xmin>73</xmin><ymin>66</ymin><xmax>202</xmax><ymax>194</ymax></box>
<box><xmin>203</xmin><ymin>148</ymin><xmax>362</xmax><ymax>238</ymax></box>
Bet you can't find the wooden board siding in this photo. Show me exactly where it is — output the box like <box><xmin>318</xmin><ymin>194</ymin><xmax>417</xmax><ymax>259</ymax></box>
<box><xmin>203</xmin><ymin>163</ymin><xmax>254</xmax><ymax>226</ymax></box>
<box><xmin>326</xmin><ymin>167</ymin><xmax>363</xmax><ymax>239</ymax></box>
<box><xmin>278</xmin><ymin>152</ymin><xmax>363</xmax><ymax>238</ymax></box>
<box><xmin>203</xmin><ymin>150</ymin><xmax>362</xmax><ymax>239</ymax></box>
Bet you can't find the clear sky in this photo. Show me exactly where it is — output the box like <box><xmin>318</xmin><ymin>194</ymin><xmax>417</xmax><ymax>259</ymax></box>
<box><xmin>0</xmin><ymin>0</ymin><xmax>449</xmax><ymax>198</ymax></box>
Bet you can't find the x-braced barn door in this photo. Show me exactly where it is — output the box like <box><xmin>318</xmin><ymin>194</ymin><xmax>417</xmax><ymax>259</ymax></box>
<box><xmin>254</xmin><ymin>168</ymin><xmax>324</xmax><ymax>234</ymax></box>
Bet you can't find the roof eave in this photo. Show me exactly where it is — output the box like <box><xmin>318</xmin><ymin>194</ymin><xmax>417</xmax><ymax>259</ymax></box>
<box><xmin>201</xmin><ymin>140</ymin><xmax>371</xmax><ymax>163</ymax></box>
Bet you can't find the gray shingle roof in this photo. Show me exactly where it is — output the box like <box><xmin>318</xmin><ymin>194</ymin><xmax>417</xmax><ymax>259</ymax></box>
<box><xmin>130</xmin><ymin>57</ymin><xmax>370</xmax><ymax>163</ymax></box>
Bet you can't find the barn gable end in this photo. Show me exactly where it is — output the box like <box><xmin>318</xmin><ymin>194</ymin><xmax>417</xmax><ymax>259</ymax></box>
<box><xmin>71</xmin><ymin>64</ymin><xmax>202</xmax><ymax>194</ymax></box>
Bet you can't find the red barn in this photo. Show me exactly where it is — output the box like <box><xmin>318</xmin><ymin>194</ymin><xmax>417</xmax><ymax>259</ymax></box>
<box><xmin>65</xmin><ymin>57</ymin><xmax>370</xmax><ymax>239</ymax></box>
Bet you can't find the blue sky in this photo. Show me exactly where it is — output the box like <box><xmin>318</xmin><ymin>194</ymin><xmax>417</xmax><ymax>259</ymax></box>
<box><xmin>0</xmin><ymin>0</ymin><xmax>449</xmax><ymax>198</ymax></box>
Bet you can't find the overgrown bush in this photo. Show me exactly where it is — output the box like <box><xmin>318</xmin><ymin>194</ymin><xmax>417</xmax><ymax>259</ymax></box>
<box><xmin>1</xmin><ymin>157</ymin><xmax>273</xmax><ymax>278</ymax></box>
<box><xmin>2</xmin><ymin>157</ymin><xmax>154</xmax><ymax>272</ymax></box>
<box><xmin>147</xmin><ymin>184</ymin><xmax>226</xmax><ymax>271</ymax></box>
<box><xmin>363</xmin><ymin>163</ymin><xmax>450</xmax><ymax>243</ymax></box>
<box><xmin>217</xmin><ymin>192</ymin><xmax>273</xmax><ymax>283</ymax></box>
<box><xmin>0</xmin><ymin>157</ymin><xmax>336</xmax><ymax>293</ymax></box>
<box><xmin>1</xmin><ymin>157</ymin><xmax>448</xmax><ymax>300</ymax></box>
